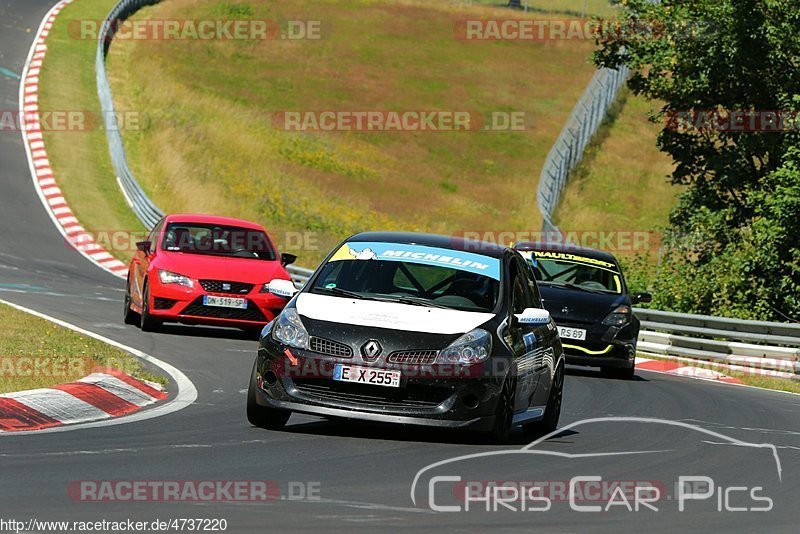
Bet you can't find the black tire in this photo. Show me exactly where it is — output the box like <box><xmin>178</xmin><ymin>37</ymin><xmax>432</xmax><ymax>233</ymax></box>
<box><xmin>123</xmin><ymin>276</ymin><xmax>139</xmax><ymax>325</ymax></box>
<box><xmin>139</xmin><ymin>281</ymin><xmax>161</xmax><ymax>332</ymax></box>
<box><xmin>487</xmin><ymin>374</ymin><xmax>516</xmax><ymax>443</ymax></box>
<box><xmin>528</xmin><ymin>361</ymin><xmax>564</xmax><ymax>436</ymax></box>
<box><xmin>247</xmin><ymin>361</ymin><xmax>291</xmax><ymax>430</ymax></box>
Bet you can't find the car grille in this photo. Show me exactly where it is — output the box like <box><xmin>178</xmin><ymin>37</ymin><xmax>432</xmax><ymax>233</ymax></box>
<box><xmin>180</xmin><ymin>297</ymin><xmax>265</xmax><ymax>322</ymax></box>
<box><xmin>199</xmin><ymin>280</ymin><xmax>253</xmax><ymax>295</ymax></box>
<box><xmin>386</xmin><ymin>350</ymin><xmax>438</xmax><ymax>365</ymax></box>
<box><xmin>309</xmin><ymin>337</ymin><xmax>353</xmax><ymax>358</ymax></box>
<box><xmin>153</xmin><ymin>297</ymin><xmax>177</xmax><ymax>310</ymax></box>
<box><xmin>292</xmin><ymin>380</ymin><xmax>450</xmax><ymax>409</ymax></box>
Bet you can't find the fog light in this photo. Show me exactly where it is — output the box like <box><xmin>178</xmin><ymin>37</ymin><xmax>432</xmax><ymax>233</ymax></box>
<box><xmin>462</xmin><ymin>394</ymin><xmax>480</xmax><ymax>409</ymax></box>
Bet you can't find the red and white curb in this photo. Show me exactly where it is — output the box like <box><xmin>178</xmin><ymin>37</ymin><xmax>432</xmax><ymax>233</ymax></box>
<box><xmin>636</xmin><ymin>357</ymin><xmax>744</xmax><ymax>385</ymax></box>
<box><xmin>0</xmin><ymin>298</ymin><xmax>197</xmax><ymax>436</ymax></box>
<box><xmin>20</xmin><ymin>0</ymin><xmax>128</xmax><ymax>279</ymax></box>
<box><xmin>0</xmin><ymin>369</ymin><xmax>167</xmax><ymax>432</ymax></box>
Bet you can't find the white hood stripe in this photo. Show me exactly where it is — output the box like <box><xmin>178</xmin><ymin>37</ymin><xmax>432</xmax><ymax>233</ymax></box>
<box><xmin>295</xmin><ymin>293</ymin><xmax>493</xmax><ymax>335</ymax></box>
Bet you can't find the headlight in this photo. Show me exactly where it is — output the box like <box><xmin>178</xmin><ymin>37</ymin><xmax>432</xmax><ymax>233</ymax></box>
<box><xmin>438</xmin><ymin>328</ymin><xmax>492</xmax><ymax>365</ymax></box>
<box><xmin>158</xmin><ymin>270</ymin><xmax>194</xmax><ymax>288</ymax></box>
<box><xmin>602</xmin><ymin>305</ymin><xmax>631</xmax><ymax>327</ymax></box>
<box><xmin>272</xmin><ymin>308</ymin><xmax>309</xmax><ymax>349</ymax></box>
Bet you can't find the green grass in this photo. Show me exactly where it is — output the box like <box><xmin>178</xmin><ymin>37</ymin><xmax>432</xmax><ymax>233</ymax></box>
<box><xmin>101</xmin><ymin>0</ymin><xmax>601</xmax><ymax>264</ymax></box>
<box><xmin>554</xmin><ymin>89</ymin><xmax>681</xmax><ymax>254</ymax></box>
<box><xmin>0</xmin><ymin>303</ymin><xmax>166</xmax><ymax>393</ymax></box>
<box><xmin>37</xmin><ymin>0</ymin><xmax>144</xmax><ymax>262</ymax></box>
<box><xmin>640</xmin><ymin>354</ymin><xmax>800</xmax><ymax>395</ymax></box>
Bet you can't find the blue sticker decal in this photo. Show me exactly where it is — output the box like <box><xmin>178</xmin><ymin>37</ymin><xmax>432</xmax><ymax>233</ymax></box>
<box><xmin>523</xmin><ymin>332</ymin><xmax>537</xmax><ymax>352</ymax></box>
<box><xmin>334</xmin><ymin>241</ymin><xmax>502</xmax><ymax>280</ymax></box>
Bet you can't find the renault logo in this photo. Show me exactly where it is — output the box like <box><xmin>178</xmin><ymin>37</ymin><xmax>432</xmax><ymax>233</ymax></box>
<box><xmin>361</xmin><ymin>340</ymin><xmax>382</xmax><ymax>361</ymax></box>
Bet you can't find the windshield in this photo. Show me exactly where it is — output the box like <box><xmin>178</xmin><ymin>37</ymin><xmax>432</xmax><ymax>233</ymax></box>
<box><xmin>521</xmin><ymin>250</ymin><xmax>622</xmax><ymax>294</ymax></box>
<box><xmin>160</xmin><ymin>223</ymin><xmax>276</xmax><ymax>260</ymax></box>
<box><xmin>310</xmin><ymin>241</ymin><xmax>501</xmax><ymax>312</ymax></box>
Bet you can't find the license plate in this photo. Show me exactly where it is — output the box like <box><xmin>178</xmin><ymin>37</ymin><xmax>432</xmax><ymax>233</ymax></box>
<box><xmin>558</xmin><ymin>326</ymin><xmax>587</xmax><ymax>341</ymax></box>
<box><xmin>333</xmin><ymin>364</ymin><xmax>401</xmax><ymax>388</ymax></box>
<box><xmin>203</xmin><ymin>295</ymin><xmax>247</xmax><ymax>309</ymax></box>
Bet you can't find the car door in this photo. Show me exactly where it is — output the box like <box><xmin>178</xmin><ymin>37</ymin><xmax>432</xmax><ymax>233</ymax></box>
<box><xmin>505</xmin><ymin>255</ymin><xmax>546</xmax><ymax>414</ymax></box>
<box><xmin>522</xmin><ymin>255</ymin><xmax>559</xmax><ymax>407</ymax></box>
<box><xmin>132</xmin><ymin>219</ymin><xmax>163</xmax><ymax>306</ymax></box>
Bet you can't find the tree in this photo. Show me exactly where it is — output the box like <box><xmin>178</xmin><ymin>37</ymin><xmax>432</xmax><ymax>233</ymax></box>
<box><xmin>593</xmin><ymin>0</ymin><xmax>800</xmax><ymax>320</ymax></box>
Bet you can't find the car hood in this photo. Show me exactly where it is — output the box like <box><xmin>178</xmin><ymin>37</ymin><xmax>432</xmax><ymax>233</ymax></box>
<box><xmin>294</xmin><ymin>293</ymin><xmax>495</xmax><ymax>336</ymax></box>
<box><xmin>155</xmin><ymin>252</ymin><xmax>290</xmax><ymax>283</ymax></box>
<box><xmin>539</xmin><ymin>284</ymin><xmax>628</xmax><ymax>324</ymax></box>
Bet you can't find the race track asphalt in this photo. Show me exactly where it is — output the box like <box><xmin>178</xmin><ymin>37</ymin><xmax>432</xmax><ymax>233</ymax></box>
<box><xmin>0</xmin><ymin>1</ymin><xmax>798</xmax><ymax>531</ymax></box>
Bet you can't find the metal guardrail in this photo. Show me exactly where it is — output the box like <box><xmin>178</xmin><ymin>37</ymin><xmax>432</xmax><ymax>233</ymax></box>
<box><xmin>95</xmin><ymin>0</ymin><xmax>798</xmax><ymax>375</ymax></box>
<box><xmin>536</xmin><ymin>65</ymin><xmax>629</xmax><ymax>232</ymax></box>
<box><xmin>635</xmin><ymin>309</ymin><xmax>800</xmax><ymax>375</ymax></box>
<box><xmin>288</xmin><ymin>265</ymin><xmax>313</xmax><ymax>288</ymax></box>
<box><xmin>96</xmin><ymin>0</ymin><xmax>163</xmax><ymax>229</ymax></box>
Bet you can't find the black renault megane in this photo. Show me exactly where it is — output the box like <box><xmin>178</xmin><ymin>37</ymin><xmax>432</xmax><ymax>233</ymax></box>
<box><xmin>514</xmin><ymin>242</ymin><xmax>651</xmax><ymax>379</ymax></box>
<box><xmin>247</xmin><ymin>232</ymin><xmax>566</xmax><ymax>441</ymax></box>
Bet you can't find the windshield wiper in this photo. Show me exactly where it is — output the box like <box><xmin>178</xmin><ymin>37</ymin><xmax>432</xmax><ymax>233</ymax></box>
<box><xmin>390</xmin><ymin>295</ymin><xmax>450</xmax><ymax>309</ymax></box>
<box><xmin>315</xmin><ymin>286</ymin><xmax>366</xmax><ymax>300</ymax></box>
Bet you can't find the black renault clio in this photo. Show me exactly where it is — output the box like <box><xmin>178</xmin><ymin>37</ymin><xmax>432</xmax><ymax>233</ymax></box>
<box><xmin>247</xmin><ymin>232</ymin><xmax>565</xmax><ymax>441</ymax></box>
<box><xmin>514</xmin><ymin>242</ymin><xmax>651</xmax><ymax>379</ymax></box>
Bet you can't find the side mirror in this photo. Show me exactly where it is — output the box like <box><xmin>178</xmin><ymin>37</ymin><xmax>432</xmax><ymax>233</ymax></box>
<box><xmin>135</xmin><ymin>241</ymin><xmax>152</xmax><ymax>254</ymax></box>
<box><xmin>267</xmin><ymin>279</ymin><xmax>299</xmax><ymax>299</ymax></box>
<box><xmin>513</xmin><ymin>307</ymin><xmax>551</xmax><ymax>326</ymax></box>
<box><xmin>281</xmin><ymin>253</ymin><xmax>297</xmax><ymax>267</ymax></box>
<box><xmin>631</xmin><ymin>292</ymin><xmax>652</xmax><ymax>304</ymax></box>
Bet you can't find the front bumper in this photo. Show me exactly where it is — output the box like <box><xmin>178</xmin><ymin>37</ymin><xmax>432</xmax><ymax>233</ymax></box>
<box><xmin>558</xmin><ymin>321</ymin><xmax>636</xmax><ymax>369</ymax></box>
<box><xmin>253</xmin><ymin>342</ymin><xmax>504</xmax><ymax>431</ymax></box>
<box><xmin>147</xmin><ymin>277</ymin><xmax>288</xmax><ymax>326</ymax></box>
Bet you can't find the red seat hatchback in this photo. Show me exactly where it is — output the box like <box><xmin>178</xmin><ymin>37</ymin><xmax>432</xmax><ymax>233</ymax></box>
<box><xmin>124</xmin><ymin>214</ymin><xmax>295</xmax><ymax>334</ymax></box>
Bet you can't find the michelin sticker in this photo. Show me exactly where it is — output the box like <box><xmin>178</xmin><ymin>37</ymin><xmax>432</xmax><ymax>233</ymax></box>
<box><xmin>328</xmin><ymin>241</ymin><xmax>501</xmax><ymax>280</ymax></box>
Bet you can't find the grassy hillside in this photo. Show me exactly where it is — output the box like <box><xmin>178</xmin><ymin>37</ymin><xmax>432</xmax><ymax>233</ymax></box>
<box><xmin>105</xmin><ymin>0</ymin><xmax>600</xmax><ymax>263</ymax></box>
<box><xmin>39</xmin><ymin>0</ymin><xmax>653</xmax><ymax>269</ymax></box>
<box><xmin>554</xmin><ymin>90</ymin><xmax>680</xmax><ymax>253</ymax></box>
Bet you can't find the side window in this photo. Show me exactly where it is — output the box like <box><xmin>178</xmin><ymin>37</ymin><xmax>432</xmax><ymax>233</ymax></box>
<box><xmin>522</xmin><ymin>258</ymin><xmax>543</xmax><ymax>306</ymax></box>
<box><xmin>509</xmin><ymin>258</ymin><xmax>534</xmax><ymax>315</ymax></box>
<box><xmin>147</xmin><ymin>219</ymin><xmax>164</xmax><ymax>248</ymax></box>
